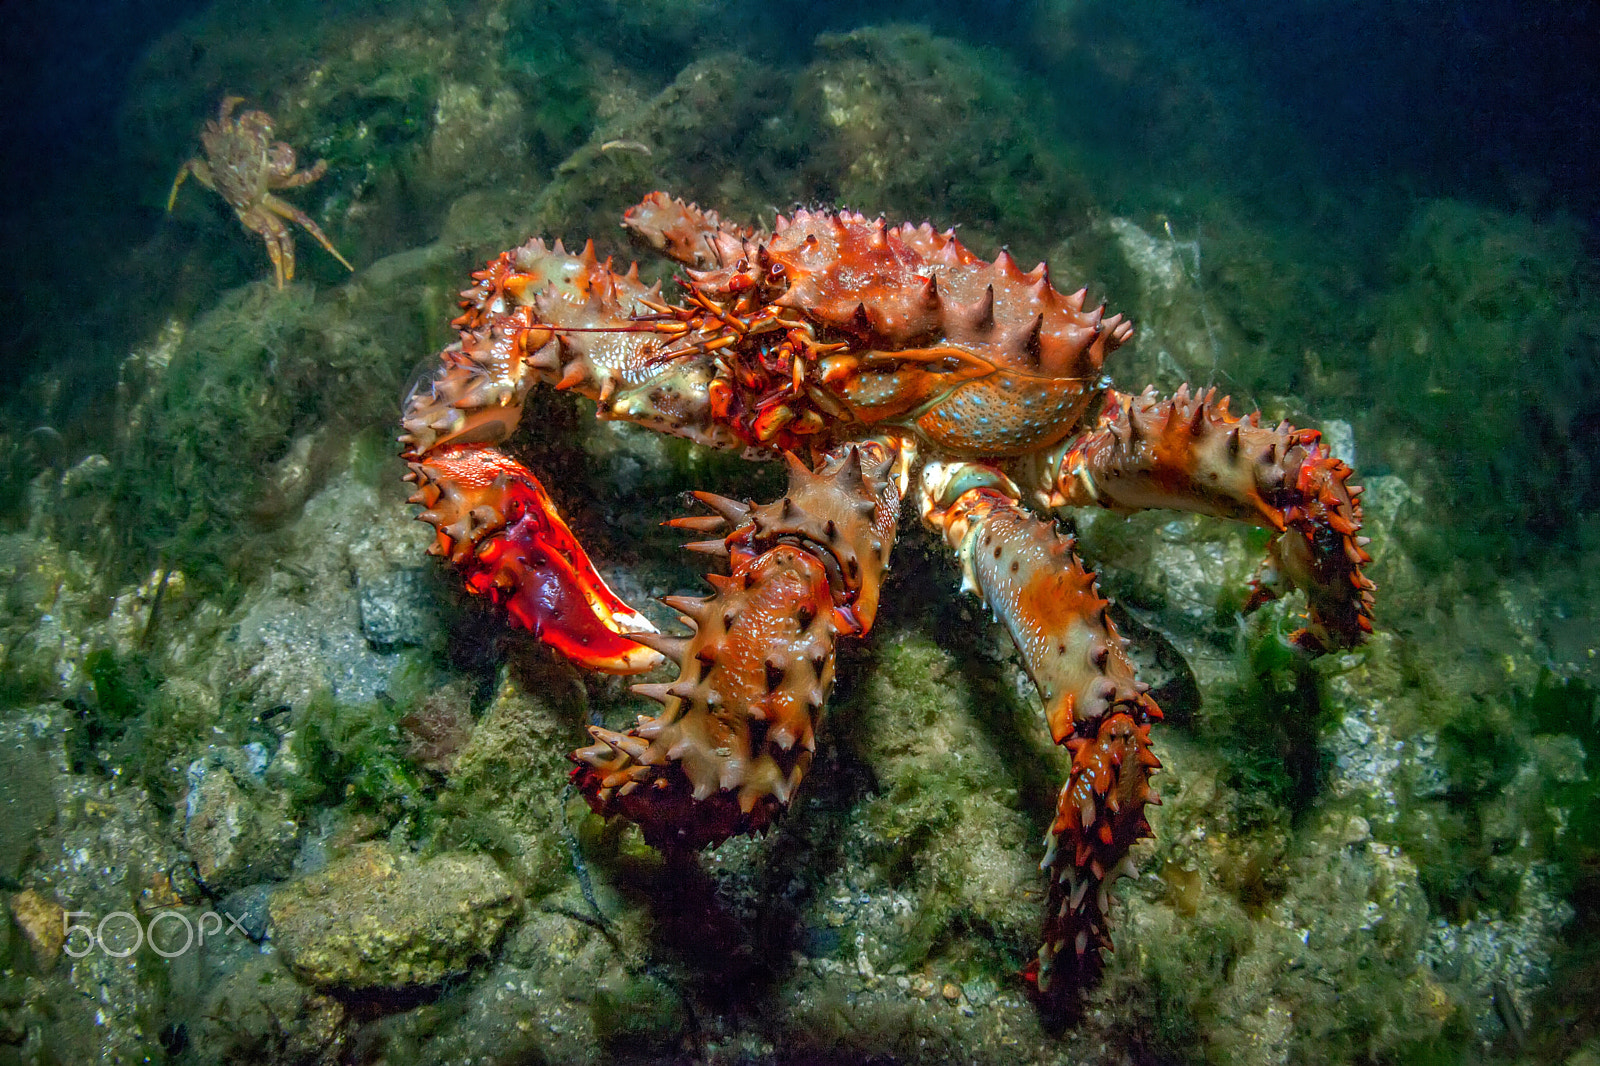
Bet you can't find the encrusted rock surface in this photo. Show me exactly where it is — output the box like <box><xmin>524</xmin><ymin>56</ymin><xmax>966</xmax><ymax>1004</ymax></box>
<box><xmin>183</xmin><ymin>756</ymin><xmax>298</xmax><ymax>893</ymax></box>
<box><xmin>269</xmin><ymin>843</ymin><xmax>519</xmax><ymax>988</ymax></box>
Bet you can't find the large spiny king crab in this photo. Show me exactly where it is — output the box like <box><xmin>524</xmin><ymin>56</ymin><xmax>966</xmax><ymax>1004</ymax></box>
<box><xmin>398</xmin><ymin>193</ymin><xmax>1374</xmax><ymax>1005</ymax></box>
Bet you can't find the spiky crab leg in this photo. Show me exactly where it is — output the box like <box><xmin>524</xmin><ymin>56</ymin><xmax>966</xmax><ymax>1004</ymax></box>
<box><xmin>571</xmin><ymin>443</ymin><xmax>899</xmax><ymax>850</ymax></box>
<box><xmin>921</xmin><ymin>469</ymin><xmax>1162</xmax><ymax>1007</ymax></box>
<box><xmin>1033</xmin><ymin>385</ymin><xmax>1375</xmax><ymax>651</ymax></box>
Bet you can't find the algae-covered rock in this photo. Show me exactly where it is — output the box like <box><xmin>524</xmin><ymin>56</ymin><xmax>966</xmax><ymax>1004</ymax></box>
<box><xmin>0</xmin><ymin>718</ymin><xmax>57</xmax><ymax>886</ymax></box>
<box><xmin>839</xmin><ymin>621</ymin><xmax>1048</xmax><ymax>970</ymax></box>
<box><xmin>791</xmin><ymin>26</ymin><xmax>1096</xmax><ymax>257</ymax></box>
<box><xmin>270</xmin><ymin>843</ymin><xmax>518</xmax><ymax>988</ymax></box>
<box><xmin>193</xmin><ymin>953</ymin><xmax>348</xmax><ymax>1066</ymax></box>
<box><xmin>432</xmin><ymin>662</ymin><xmax>591</xmax><ymax>893</ymax></box>
<box><xmin>183</xmin><ymin>757</ymin><xmax>298</xmax><ymax>893</ymax></box>
<box><xmin>1366</xmin><ymin>198</ymin><xmax>1599</xmax><ymax>556</ymax></box>
<box><xmin>7</xmin><ymin>890</ymin><xmax>64</xmax><ymax>970</ymax></box>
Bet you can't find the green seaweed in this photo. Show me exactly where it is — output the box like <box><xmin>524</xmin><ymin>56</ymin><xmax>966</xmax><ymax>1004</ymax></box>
<box><xmin>589</xmin><ymin>972</ymin><xmax>689</xmax><ymax>1052</ymax></box>
<box><xmin>1109</xmin><ymin>908</ymin><xmax>1254</xmax><ymax>1063</ymax></box>
<box><xmin>291</xmin><ymin>691</ymin><xmax>431</xmax><ymax>823</ymax></box>
<box><xmin>1525</xmin><ymin>670</ymin><xmax>1600</xmax><ymax>880</ymax></box>
<box><xmin>1204</xmin><ymin>604</ymin><xmax>1331</xmax><ymax>828</ymax></box>
<box><xmin>65</xmin><ymin>648</ymin><xmax>156</xmax><ymax>775</ymax></box>
<box><xmin>1366</xmin><ymin>200</ymin><xmax>1600</xmax><ymax>564</ymax></box>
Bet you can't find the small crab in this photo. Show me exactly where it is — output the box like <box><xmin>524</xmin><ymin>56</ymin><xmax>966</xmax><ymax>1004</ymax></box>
<box><xmin>167</xmin><ymin>97</ymin><xmax>354</xmax><ymax>288</ymax></box>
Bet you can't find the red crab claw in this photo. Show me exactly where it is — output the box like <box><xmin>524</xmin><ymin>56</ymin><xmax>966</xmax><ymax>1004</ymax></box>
<box><xmin>405</xmin><ymin>444</ymin><xmax>663</xmax><ymax>674</ymax></box>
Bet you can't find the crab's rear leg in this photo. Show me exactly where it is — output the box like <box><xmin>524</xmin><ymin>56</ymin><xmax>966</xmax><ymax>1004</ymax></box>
<box><xmin>1035</xmin><ymin>386</ymin><xmax>1375</xmax><ymax>651</ymax></box>
<box><xmin>262</xmin><ymin>193</ymin><xmax>355</xmax><ymax>274</ymax></box>
<box><xmin>571</xmin><ymin>443</ymin><xmax>899</xmax><ymax>851</ymax></box>
<box><xmin>921</xmin><ymin>474</ymin><xmax>1162</xmax><ymax>1006</ymax></box>
<box><xmin>166</xmin><ymin>158</ymin><xmax>211</xmax><ymax>212</ymax></box>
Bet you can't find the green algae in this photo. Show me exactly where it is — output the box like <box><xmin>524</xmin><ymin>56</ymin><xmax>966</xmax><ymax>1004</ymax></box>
<box><xmin>291</xmin><ymin>688</ymin><xmax>432</xmax><ymax>823</ymax></box>
<box><xmin>791</xmin><ymin>26</ymin><xmax>1097</xmax><ymax>255</ymax></box>
<box><xmin>1366</xmin><ymin>200</ymin><xmax>1600</xmax><ymax>562</ymax></box>
<box><xmin>589</xmin><ymin>970</ymin><xmax>689</xmax><ymax>1052</ymax></box>
<box><xmin>1205</xmin><ymin>604</ymin><xmax>1333</xmax><ymax>825</ymax></box>
<box><xmin>1525</xmin><ymin>671</ymin><xmax>1600</xmax><ymax>879</ymax></box>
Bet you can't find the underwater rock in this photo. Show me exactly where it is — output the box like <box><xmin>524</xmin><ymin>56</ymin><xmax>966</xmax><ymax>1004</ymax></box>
<box><xmin>16</xmin><ymin>714</ymin><xmax>193</xmax><ymax>1063</ymax></box>
<box><xmin>356</xmin><ymin>567</ymin><xmax>436</xmax><ymax>650</ymax></box>
<box><xmin>838</xmin><ymin>623</ymin><xmax>1046</xmax><ymax>970</ymax></box>
<box><xmin>183</xmin><ymin>754</ymin><xmax>298</xmax><ymax>893</ymax></box>
<box><xmin>222</xmin><ymin>467</ymin><xmax>436</xmax><ymax>711</ymax></box>
<box><xmin>0</xmin><ymin>532</ymin><xmax>106</xmax><ymax>699</ymax></box>
<box><xmin>7</xmin><ymin>889</ymin><xmax>64</xmax><ymax>969</ymax></box>
<box><xmin>1420</xmin><ymin>866</ymin><xmax>1574</xmax><ymax>1044</ymax></box>
<box><xmin>217</xmin><ymin>882</ymin><xmax>275</xmax><ymax>943</ymax></box>
<box><xmin>398</xmin><ymin>679</ymin><xmax>476</xmax><ymax>775</ymax></box>
<box><xmin>269</xmin><ymin>843</ymin><xmax>518</xmax><ymax>989</ymax></box>
<box><xmin>193</xmin><ymin>953</ymin><xmax>347</xmax><ymax>1066</ymax></box>
<box><xmin>0</xmin><ymin>718</ymin><xmax>57</xmax><ymax>885</ymax></box>
<box><xmin>793</xmin><ymin>26</ymin><xmax>1095</xmax><ymax>249</ymax></box>
<box><xmin>439</xmin><ymin>664</ymin><xmax>593</xmax><ymax>893</ymax></box>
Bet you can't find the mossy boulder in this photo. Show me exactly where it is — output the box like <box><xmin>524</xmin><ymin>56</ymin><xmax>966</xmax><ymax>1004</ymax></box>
<box><xmin>183</xmin><ymin>760</ymin><xmax>299</xmax><ymax>893</ymax></box>
<box><xmin>270</xmin><ymin>843</ymin><xmax>518</xmax><ymax>989</ymax></box>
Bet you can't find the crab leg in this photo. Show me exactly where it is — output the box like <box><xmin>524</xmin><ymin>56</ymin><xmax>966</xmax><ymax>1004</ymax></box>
<box><xmin>262</xmin><ymin>193</ymin><xmax>355</xmax><ymax>273</ymax></box>
<box><xmin>270</xmin><ymin>158</ymin><xmax>329</xmax><ymax>191</ymax></box>
<box><xmin>249</xmin><ymin>212</ymin><xmax>295</xmax><ymax>289</ymax></box>
<box><xmin>921</xmin><ymin>474</ymin><xmax>1162</xmax><ymax>1005</ymax></box>
<box><xmin>1034</xmin><ymin>386</ymin><xmax>1375</xmax><ymax>651</ymax></box>
<box><xmin>166</xmin><ymin>159</ymin><xmax>211</xmax><ymax>212</ymax></box>
<box><xmin>572</xmin><ymin>444</ymin><xmax>899</xmax><ymax>850</ymax></box>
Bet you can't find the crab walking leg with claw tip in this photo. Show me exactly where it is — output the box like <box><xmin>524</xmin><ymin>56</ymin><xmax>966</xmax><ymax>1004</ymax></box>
<box><xmin>920</xmin><ymin>468</ymin><xmax>1163</xmax><ymax>1003</ymax></box>
<box><xmin>1023</xmin><ymin>385</ymin><xmax>1375</xmax><ymax>652</ymax></box>
<box><xmin>572</xmin><ymin>443</ymin><xmax>899</xmax><ymax>851</ymax></box>
<box><xmin>240</xmin><ymin>194</ymin><xmax>355</xmax><ymax>288</ymax></box>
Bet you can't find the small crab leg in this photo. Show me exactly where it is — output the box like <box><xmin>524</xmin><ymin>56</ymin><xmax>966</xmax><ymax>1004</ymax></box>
<box><xmin>271</xmin><ymin>158</ymin><xmax>328</xmax><ymax>191</ymax></box>
<box><xmin>262</xmin><ymin>193</ymin><xmax>355</xmax><ymax>273</ymax></box>
<box><xmin>166</xmin><ymin>158</ymin><xmax>212</xmax><ymax>212</ymax></box>
<box><xmin>1033</xmin><ymin>386</ymin><xmax>1374</xmax><ymax>651</ymax></box>
<box><xmin>249</xmin><ymin>212</ymin><xmax>294</xmax><ymax>289</ymax></box>
<box><xmin>572</xmin><ymin>444</ymin><xmax>899</xmax><ymax>850</ymax></box>
<box><xmin>921</xmin><ymin>471</ymin><xmax>1162</xmax><ymax>1007</ymax></box>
